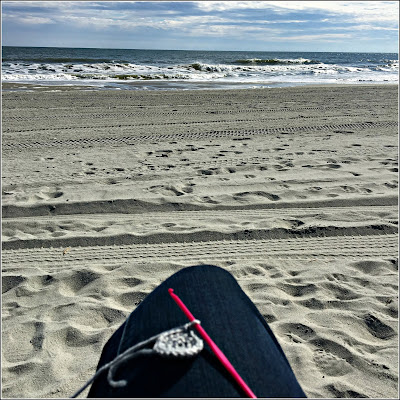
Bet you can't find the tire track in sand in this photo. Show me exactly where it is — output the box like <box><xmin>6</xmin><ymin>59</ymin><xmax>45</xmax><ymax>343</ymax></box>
<box><xmin>3</xmin><ymin>121</ymin><xmax>397</xmax><ymax>150</ymax></box>
<box><xmin>2</xmin><ymin>234</ymin><xmax>398</xmax><ymax>268</ymax></box>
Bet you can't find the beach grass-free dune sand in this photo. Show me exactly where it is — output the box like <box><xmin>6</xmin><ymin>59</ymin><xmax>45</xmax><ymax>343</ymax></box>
<box><xmin>2</xmin><ymin>84</ymin><xmax>398</xmax><ymax>398</ymax></box>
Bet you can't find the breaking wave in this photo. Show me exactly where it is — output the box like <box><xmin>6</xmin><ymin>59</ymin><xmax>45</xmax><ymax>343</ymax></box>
<box><xmin>2</xmin><ymin>48</ymin><xmax>398</xmax><ymax>88</ymax></box>
<box><xmin>234</xmin><ymin>58</ymin><xmax>319</xmax><ymax>65</ymax></box>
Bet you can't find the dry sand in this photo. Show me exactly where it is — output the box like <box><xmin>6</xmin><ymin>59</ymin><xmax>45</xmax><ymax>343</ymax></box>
<box><xmin>2</xmin><ymin>84</ymin><xmax>398</xmax><ymax>398</ymax></box>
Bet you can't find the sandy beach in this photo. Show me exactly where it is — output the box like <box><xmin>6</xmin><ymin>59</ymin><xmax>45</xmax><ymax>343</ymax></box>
<box><xmin>2</xmin><ymin>84</ymin><xmax>398</xmax><ymax>398</ymax></box>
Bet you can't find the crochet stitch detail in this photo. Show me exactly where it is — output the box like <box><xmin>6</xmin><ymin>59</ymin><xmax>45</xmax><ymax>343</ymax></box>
<box><xmin>71</xmin><ymin>320</ymin><xmax>202</xmax><ymax>398</ymax></box>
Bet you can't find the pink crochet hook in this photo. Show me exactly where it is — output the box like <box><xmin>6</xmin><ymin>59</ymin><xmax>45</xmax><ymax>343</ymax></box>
<box><xmin>168</xmin><ymin>288</ymin><xmax>257</xmax><ymax>398</ymax></box>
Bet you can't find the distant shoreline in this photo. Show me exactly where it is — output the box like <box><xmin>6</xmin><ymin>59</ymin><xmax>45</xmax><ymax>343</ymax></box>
<box><xmin>2</xmin><ymin>81</ymin><xmax>398</xmax><ymax>93</ymax></box>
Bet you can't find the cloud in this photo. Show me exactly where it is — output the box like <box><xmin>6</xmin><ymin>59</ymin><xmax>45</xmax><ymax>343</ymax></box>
<box><xmin>48</xmin><ymin>13</ymin><xmax>233</xmax><ymax>32</ymax></box>
<box><xmin>195</xmin><ymin>1</ymin><xmax>399</xmax><ymax>23</ymax></box>
<box><xmin>196</xmin><ymin>1</ymin><xmax>276</xmax><ymax>12</ymax></box>
<box><xmin>319</xmin><ymin>23</ymin><xmax>398</xmax><ymax>32</ymax></box>
<box><xmin>4</xmin><ymin>1</ymin><xmax>398</xmax><ymax>29</ymax></box>
<box><xmin>275</xmin><ymin>33</ymin><xmax>353</xmax><ymax>41</ymax></box>
<box><xmin>17</xmin><ymin>15</ymin><xmax>55</xmax><ymax>24</ymax></box>
<box><xmin>1</xmin><ymin>1</ymin><xmax>398</xmax><ymax>51</ymax></box>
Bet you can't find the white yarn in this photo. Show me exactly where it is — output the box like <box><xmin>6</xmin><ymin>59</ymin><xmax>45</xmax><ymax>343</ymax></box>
<box><xmin>71</xmin><ymin>320</ymin><xmax>203</xmax><ymax>398</ymax></box>
<box><xmin>154</xmin><ymin>323</ymin><xmax>204</xmax><ymax>357</ymax></box>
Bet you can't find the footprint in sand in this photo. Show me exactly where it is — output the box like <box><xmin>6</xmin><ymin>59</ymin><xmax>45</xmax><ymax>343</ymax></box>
<box><xmin>277</xmin><ymin>322</ymin><xmax>317</xmax><ymax>341</ymax></box>
<box><xmin>283</xmin><ymin>219</ymin><xmax>305</xmax><ymax>229</ymax></box>
<box><xmin>313</xmin><ymin>348</ymin><xmax>353</xmax><ymax>377</ymax></box>
<box><xmin>201</xmin><ymin>196</ymin><xmax>219</xmax><ymax>204</ymax></box>
<box><xmin>198</xmin><ymin>169</ymin><xmax>214</xmax><ymax>176</ymax></box>
<box><xmin>310</xmin><ymin>337</ymin><xmax>355</xmax><ymax>371</ymax></box>
<box><xmin>38</xmin><ymin>189</ymin><xmax>64</xmax><ymax>200</ymax></box>
<box><xmin>234</xmin><ymin>191</ymin><xmax>280</xmax><ymax>201</ymax></box>
<box><xmin>278</xmin><ymin>283</ymin><xmax>317</xmax><ymax>297</ymax></box>
<box><xmin>349</xmin><ymin>260</ymin><xmax>392</xmax><ymax>276</ymax></box>
<box><xmin>2</xmin><ymin>275</ymin><xmax>26</xmax><ymax>294</ymax></box>
<box><xmin>325</xmin><ymin>163</ymin><xmax>341</xmax><ymax>169</ymax></box>
<box><xmin>117</xmin><ymin>291</ymin><xmax>148</xmax><ymax>307</ymax></box>
<box><xmin>325</xmin><ymin>383</ymin><xmax>368</xmax><ymax>398</ymax></box>
<box><xmin>59</xmin><ymin>270</ymin><xmax>101</xmax><ymax>296</ymax></box>
<box><xmin>29</xmin><ymin>321</ymin><xmax>45</xmax><ymax>351</ymax></box>
<box><xmin>362</xmin><ymin>313</ymin><xmax>396</xmax><ymax>340</ymax></box>
<box><xmin>263</xmin><ymin>314</ymin><xmax>277</xmax><ymax>323</ymax></box>
<box><xmin>148</xmin><ymin>184</ymin><xmax>194</xmax><ymax>196</ymax></box>
<box><xmin>340</xmin><ymin>185</ymin><xmax>357</xmax><ymax>193</ymax></box>
<box><xmin>322</xmin><ymin>282</ymin><xmax>360</xmax><ymax>300</ymax></box>
<box><xmin>162</xmin><ymin>223</ymin><xmax>176</xmax><ymax>228</ymax></box>
<box><xmin>297</xmin><ymin>297</ymin><xmax>325</xmax><ymax>310</ymax></box>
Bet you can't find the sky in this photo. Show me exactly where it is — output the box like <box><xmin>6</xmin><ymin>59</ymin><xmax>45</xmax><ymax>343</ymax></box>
<box><xmin>1</xmin><ymin>1</ymin><xmax>399</xmax><ymax>52</ymax></box>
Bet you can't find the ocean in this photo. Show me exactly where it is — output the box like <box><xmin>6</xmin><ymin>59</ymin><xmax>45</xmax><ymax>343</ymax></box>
<box><xmin>2</xmin><ymin>46</ymin><xmax>398</xmax><ymax>91</ymax></box>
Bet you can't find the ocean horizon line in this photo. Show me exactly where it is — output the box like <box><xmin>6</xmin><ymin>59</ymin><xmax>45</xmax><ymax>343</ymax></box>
<box><xmin>2</xmin><ymin>45</ymin><xmax>398</xmax><ymax>55</ymax></box>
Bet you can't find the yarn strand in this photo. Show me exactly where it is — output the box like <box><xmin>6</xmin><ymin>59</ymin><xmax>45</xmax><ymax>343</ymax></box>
<box><xmin>70</xmin><ymin>320</ymin><xmax>201</xmax><ymax>398</ymax></box>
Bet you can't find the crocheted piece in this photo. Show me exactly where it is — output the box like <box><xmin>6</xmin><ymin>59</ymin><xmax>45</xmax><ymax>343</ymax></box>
<box><xmin>153</xmin><ymin>325</ymin><xmax>204</xmax><ymax>357</ymax></box>
<box><xmin>71</xmin><ymin>320</ymin><xmax>203</xmax><ymax>398</ymax></box>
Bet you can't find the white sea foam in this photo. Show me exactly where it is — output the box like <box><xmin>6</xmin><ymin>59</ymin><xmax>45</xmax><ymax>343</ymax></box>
<box><xmin>2</xmin><ymin>56</ymin><xmax>398</xmax><ymax>88</ymax></box>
